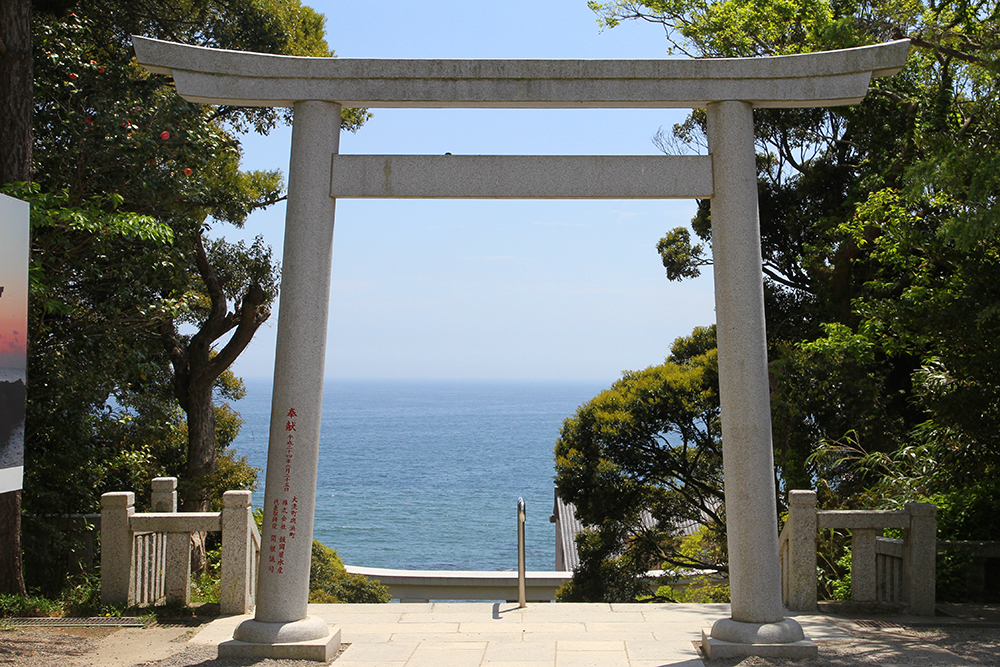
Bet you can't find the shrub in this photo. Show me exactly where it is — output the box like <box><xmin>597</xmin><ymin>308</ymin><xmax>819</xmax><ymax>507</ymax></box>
<box><xmin>309</xmin><ymin>540</ymin><xmax>390</xmax><ymax>603</ymax></box>
<box><xmin>0</xmin><ymin>594</ymin><xmax>60</xmax><ymax>618</ymax></box>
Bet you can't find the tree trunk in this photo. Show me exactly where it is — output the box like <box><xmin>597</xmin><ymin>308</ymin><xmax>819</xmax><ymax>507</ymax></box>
<box><xmin>181</xmin><ymin>378</ymin><xmax>216</xmax><ymax>513</ymax></box>
<box><xmin>182</xmin><ymin>377</ymin><xmax>215</xmax><ymax>574</ymax></box>
<box><xmin>0</xmin><ymin>0</ymin><xmax>31</xmax><ymax>596</ymax></box>
<box><xmin>0</xmin><ymin>491</ymin><xmax>26</xmax><ymax>596</ymax></box>
<box><xmin>1</xmin><ymin>0</ymin><xmax>33</xmax><ymax>185</ymax></box>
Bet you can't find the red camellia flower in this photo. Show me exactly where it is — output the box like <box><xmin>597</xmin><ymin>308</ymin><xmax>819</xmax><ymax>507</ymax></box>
<box><xmin>160</xmin><ymin>131</ymin><xmax>170</xmax><ymax>140</ymax></box>
<box><xmin>184</xmin><ymin>168</ymin><xmax>193</xmax><ymax>176</ymax></box>
<box><xmin>86</xmin><ymin>118</ymin><xmax>93</xmax><ymax>125</ymax></box>
<box><xmin>98</xmin><ymin>66</ymin><xmax>105</xmax><ymax>74</ymax></box>
<box><xmin>68</xmin><ymin>73</ymin><xmax>78</xmax><ymax>80</ymax></box>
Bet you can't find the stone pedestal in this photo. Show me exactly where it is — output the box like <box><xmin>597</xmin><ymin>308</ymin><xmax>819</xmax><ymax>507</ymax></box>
<box><xmin>704</xmin><ymin>100</ymin><xmax>816</xmax><ymax>659</ymax></box>
<box><xmin>220</xmin><ymin>100</ymin><xmax>342</xmax><ymax>662</ymax></box>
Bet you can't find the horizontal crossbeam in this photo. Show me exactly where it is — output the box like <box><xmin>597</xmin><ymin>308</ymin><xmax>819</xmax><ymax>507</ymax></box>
<box><xmin>133</xmin><ymin>37</ymin><xmax>910</xmax><ymax>109</ymax></box>
<box><xmin>329</xmin><ymin>155</ymin><xmax>713</xmax><ymax>199</ymax></box>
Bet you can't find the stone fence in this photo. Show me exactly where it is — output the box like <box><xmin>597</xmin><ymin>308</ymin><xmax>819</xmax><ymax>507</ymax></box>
<box><xmin>345</xmin><ymin>565</ymin><xmax>572</xmax><ymax>602</ymax></box>
<box><xmin>779</xmin><ymin>490</ymin><xmax>936</xmax><ymax>615</ymax></box>
<box><xmin>100</xmin><ymin>477</ymin><xmax>260</xmax><ymax>614</ymax></box>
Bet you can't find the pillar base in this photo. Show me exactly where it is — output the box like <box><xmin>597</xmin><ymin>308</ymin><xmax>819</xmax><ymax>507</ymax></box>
<box><xmin>221</xmin><ymin>616</ymin><xmax>340</xmax><ymax>662</ymax></box>
<box><xmin>702</xmin><ymin>618</ymin><xmax>817</xmax><ymax>660</ymax></box>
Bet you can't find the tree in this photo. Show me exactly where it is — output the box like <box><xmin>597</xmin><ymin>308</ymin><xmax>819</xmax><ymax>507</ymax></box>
<box><xmin>590</xmin><ymin>0</ymin><xmax>1000</xmax><ymax>514</ymax></box>
<box><xmin>10</xmin><ymin>0</ymin><xmax>369</xmax><ymax>588</ymax></box>
<box><xmin>0</xmin><ymin>0</ymin><xmax>39</xmax><ymax>599</ymax></box>
<box><xmin>554</xmin><ymin>326</ymin><xmax>725</xmax><ymax>601</ymax></box>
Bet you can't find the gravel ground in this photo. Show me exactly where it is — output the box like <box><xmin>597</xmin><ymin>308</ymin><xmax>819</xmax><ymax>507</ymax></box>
<box><xmin>703</xmin><ymin>626</ymin><xmax>1000</xmax><ymax>666</ymax></box>
<box><xmin>3</xmin><ymin>622</ymin><xmax>1000</xmax><ymax>666</ymax></box>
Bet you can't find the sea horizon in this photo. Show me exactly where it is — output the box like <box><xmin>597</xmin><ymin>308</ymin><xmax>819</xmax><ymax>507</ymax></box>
<box><xmin>228</xmin><ymin>376</ymin><xmax>608</xmax><ymax>572</ymax></box>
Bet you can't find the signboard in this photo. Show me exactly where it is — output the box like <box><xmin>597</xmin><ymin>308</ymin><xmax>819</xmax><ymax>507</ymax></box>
<box><xmin>0</xmin><ymin>195</ymin><xmax>29</xmax><ymax>494</ymax></box>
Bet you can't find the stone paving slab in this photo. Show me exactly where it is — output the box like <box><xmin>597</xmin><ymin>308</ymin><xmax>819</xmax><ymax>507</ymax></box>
<box><xmin>188</xmin><ymin>602</ymin><xmax>857</xmax><ymax>666</ymax></box>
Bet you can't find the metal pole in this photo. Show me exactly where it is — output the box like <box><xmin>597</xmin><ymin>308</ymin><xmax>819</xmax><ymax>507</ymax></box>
<box><xmin>517</xmin><ymin>497</ymin><xmax>526</xmax><ymax>608</ymax></box>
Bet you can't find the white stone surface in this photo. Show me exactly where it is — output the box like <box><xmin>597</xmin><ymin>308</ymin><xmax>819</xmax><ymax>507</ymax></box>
<box><xmin>232</xmin><ymin>100</ymin><xmax>342</xmax><ymax>656</ymax></box>
<box><xmin>129</xmin><ymin>512</ymin><xmax>221</xmax><ymax>532</ymax></box>
<box><xmin>330</xmin><ymin>155</ymin><xmax>712</xmax><ymax>199</ymax></box>
<box><xmin>706</xmin><ymin>100</ymin><xmax>785</xmax><ymax>626</ymax></box>
<box><xmin>702</xmin><ymin>631</ymin><xmax>819</xmax><ymax>660</ymax></box>
<box><xmin>164</xmin><ymin>532</ymin><xmax>191</xmax><ymax>605</ymax></box>
<box><xmin>149</xmin><ymin>477</ymin><xmax>177</xmax><ymax>512</ymax></box>
<box><xmin>221</xmin><ymin>489</ymin><xmax>256</xmax><ymax>615</ymax></box>
<box><xmin>344</xmin><ymin>566</ymin><xmax>572</xmax><ymax>601</ymax></box>
<box><xmin>903</xmin><ymin>502</ymin><xmax>937</xmax><ymax>615</ymax></box>
<box><xmin>817</xmin><ymin>509</ymin><xmax>910</xmax><ymax>529</ymax></box>
<box><xmin>784</xmin><ymin>490</ymin><xmax>818</xmax><ymax>612</ymax></box>
<box><xmin>191</xmin><ymin>603</ymin><xmax>850</xmax><ymax>666</ymax></box>
<box><xmin>220</xmin><ymin>623</ymin><xmax>340</xmax><ymax>662</ymax></box>
<box><xmin>132</xmin><ymin>36</ymin><xmax>909</xmax><ymax>109</ymax></box>
<box><xmin>100</xmin><ymin>491</ymin><xmax>135</xmax><ymax>606</ymax></box>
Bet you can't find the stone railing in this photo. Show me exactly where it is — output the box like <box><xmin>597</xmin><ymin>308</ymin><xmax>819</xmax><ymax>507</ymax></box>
<box><xmin>100</xmin><ymin>477</ymin><xmax>260</xmax><ymax>614</ymax></box>
<box><xmin>345</xmin><ymin>566</ymin><xmax>572</xmax><ymax>602</ymax></box>
<box><xmin>779</xmin><ymin>489</ymin><xmax>936</xmax><ymax>615</ymax></box>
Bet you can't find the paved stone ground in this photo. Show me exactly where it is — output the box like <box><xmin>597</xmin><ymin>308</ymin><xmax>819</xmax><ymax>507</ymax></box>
<box><xmin>4</xmin><ymin>603</ymin><xmax>1000</xmax><ymax>666</ymax></box>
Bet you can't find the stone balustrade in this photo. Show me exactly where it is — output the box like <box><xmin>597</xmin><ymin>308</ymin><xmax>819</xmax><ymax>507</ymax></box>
<box><xmin>779</xmin><ymin>489</ymin><xmax>936</xmax><ymax>615</ymax></box>
<box><xmin>344</xmin><ymin>566</ymin><xmax>572</xmax><ymax>603</ymax></box>
<box><xmin>100</xmin><ymin>477</ymin><xmax>260</xmax><ymax>614</ymax></box>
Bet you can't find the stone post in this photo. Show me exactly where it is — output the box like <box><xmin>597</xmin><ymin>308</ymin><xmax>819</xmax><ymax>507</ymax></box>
<box><xmin>786</xmin><ymin>490</ymin><xmax>818</xmax><ymax>612</ymax></box>
<box><xmin>701</xmin><ymin>101</ymin><xmax>815</xmax><ymax>660</ymax></box>
<box><xmin>224</xmin><ymin>100</ymin><xmax>343</xmax><ymax>661</ymax></box>
<box><xmin>902</xmin><ymin>502</ymin><xmax>937</xmax><ymax>616</ymax></box>
<box><xmin>851</xmin><ymin>528</ymin><xmax>878</xmax><ymax>603</ymax></box>
<box><xmin>100</xmin><ymin>491</ymin><xmax>135</xmax><ymax>606</ymax></box>
<box><xmin>150</xmin><ymin>477</ymin><xmax>177</xmax><ymax>512</ymax></box>
<box><xmin>151</xmin><ymin>477</ymin><xmax>191</xmax><ymax>605</ymax></box>
<box><xmin>221</xmin><ymin>490</ymin><xmax>254</xmax><ymax>615</ymax></box>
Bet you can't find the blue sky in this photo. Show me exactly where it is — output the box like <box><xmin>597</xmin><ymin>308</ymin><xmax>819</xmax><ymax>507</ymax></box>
<box><xmin>223</xmin><ymin>0</ymin><xmax>717</xmax><ymax>383</ymax></box>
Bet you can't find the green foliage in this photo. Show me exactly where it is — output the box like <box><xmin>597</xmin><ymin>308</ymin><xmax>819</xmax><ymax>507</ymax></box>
<box><xmin>929</xmin><ymin>480</ymin><xmax>1000</xmax><ymax>541</ymax></box>
<box><xmin>555</xmin><ymin>327</ymin><xmax>726</xmax><ymax>601</ymax></box>
<box><xmin>656</xmin><ymin>227</ymin><xmax>707</xmax><ymax>281</ymax></box>
<box><xmin>191</xmin><ymin>543</ymin><xmax>222</xmax><ymax>604</ymax></box>
<box><xmin>0</xmin><ymin>594</ymin><xmax>61</xmax><ymax>618</ymax></box>
<box><xmin>19</xmin><ymin>0</ymin><xmax>370</xmax><ymax>586</ymax></box>
<box><xmin>662</xmin><ymin>576</ymin><xmax>731</xmax><ymax>603</ymax></box>
<box><xmin>0</xmin><ymin>574</ymin><xmax>121</xmax><ymax>618</ymax></box>
<box><xmin>656</xmin><ymin>526</ymin><xmax>730</xmax><ymax>602</ymax></box>
<box><xmin>589</xmin><ymin>0</ymin><xmax>1000</xmax><ymax>558</ymax></box>
<box><xmin>935</xmin><ymin>548</ymin><xmax>975</xmax><ymax>602</ymax></box>
<box><xmin>309</xmin><ymin>541</ymin><xmax>391</xmax><ymax>604</ymax></box>
<box><xmin>830</xmin><ymin>546</ymin><xmax>852</xmax><ymax>601</ymax></box>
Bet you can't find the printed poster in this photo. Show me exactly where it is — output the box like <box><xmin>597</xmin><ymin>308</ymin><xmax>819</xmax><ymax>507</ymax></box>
<box><xmin>0</xmin><ymin>195</ymin><xmax>28</xmax><ymax>494</ymax></box>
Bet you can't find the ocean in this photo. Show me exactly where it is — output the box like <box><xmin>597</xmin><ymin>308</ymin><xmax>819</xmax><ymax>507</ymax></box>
<box><xmin>229</xmin><ymin>378</ymin><xmax>606</xmax><ymax>571</ymax></box>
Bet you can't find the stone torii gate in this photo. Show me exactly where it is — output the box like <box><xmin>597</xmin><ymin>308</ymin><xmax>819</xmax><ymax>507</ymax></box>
<box><xmin>135</xmin><ymin>37</ymin><xmax>909</xmax><ymax>661</ymax></box>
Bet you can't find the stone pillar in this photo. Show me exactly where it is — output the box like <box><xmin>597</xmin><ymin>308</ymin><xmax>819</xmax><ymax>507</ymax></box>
<box><xmin>902</xmin><ymin>502</ymin><xmax>937</xmax><ymax>616</ymax></box>
<box><xmin>150</xmin><ymin>477</ymin><xmax>177</xmax><ymax>512</ymax></box>
<box><xmin>701</xmin><ymin>101</ymin><xmax>815</xmax><ymax>660</ymax></box>
<box><xmin>851</xmin><ymin>528</ymin><xmax>878</xmax><ymax>603</ymax></box>
<box><xmin>151</xmin><ymin>477</ymin><xmax>191</xmax><ymax>605</ymax></box>
<box><xmin>100</xmin><ymin>491</ymin><xmax>135</xmax><ymax>606</ymax></box>
<box><xmin>224</xmin><ymin>100</ymin><xmax>342</xmax><ymax>662</ymax></box>
<box><xmin>221</xmin><ymin>490</ymin><xmax>255</xmax><ymax>615</ymax></box>
<box><xmin>786</xmin><ymin>490</ymin><xmax>817</xmax><ymax>612</ymax></box>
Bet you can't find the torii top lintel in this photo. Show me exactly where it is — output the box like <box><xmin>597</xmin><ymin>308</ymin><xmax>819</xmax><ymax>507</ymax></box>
<box><xmin>132</xmin><ymin>36</ymin><xmax>909</xmax><ymax>110</ymax></box>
